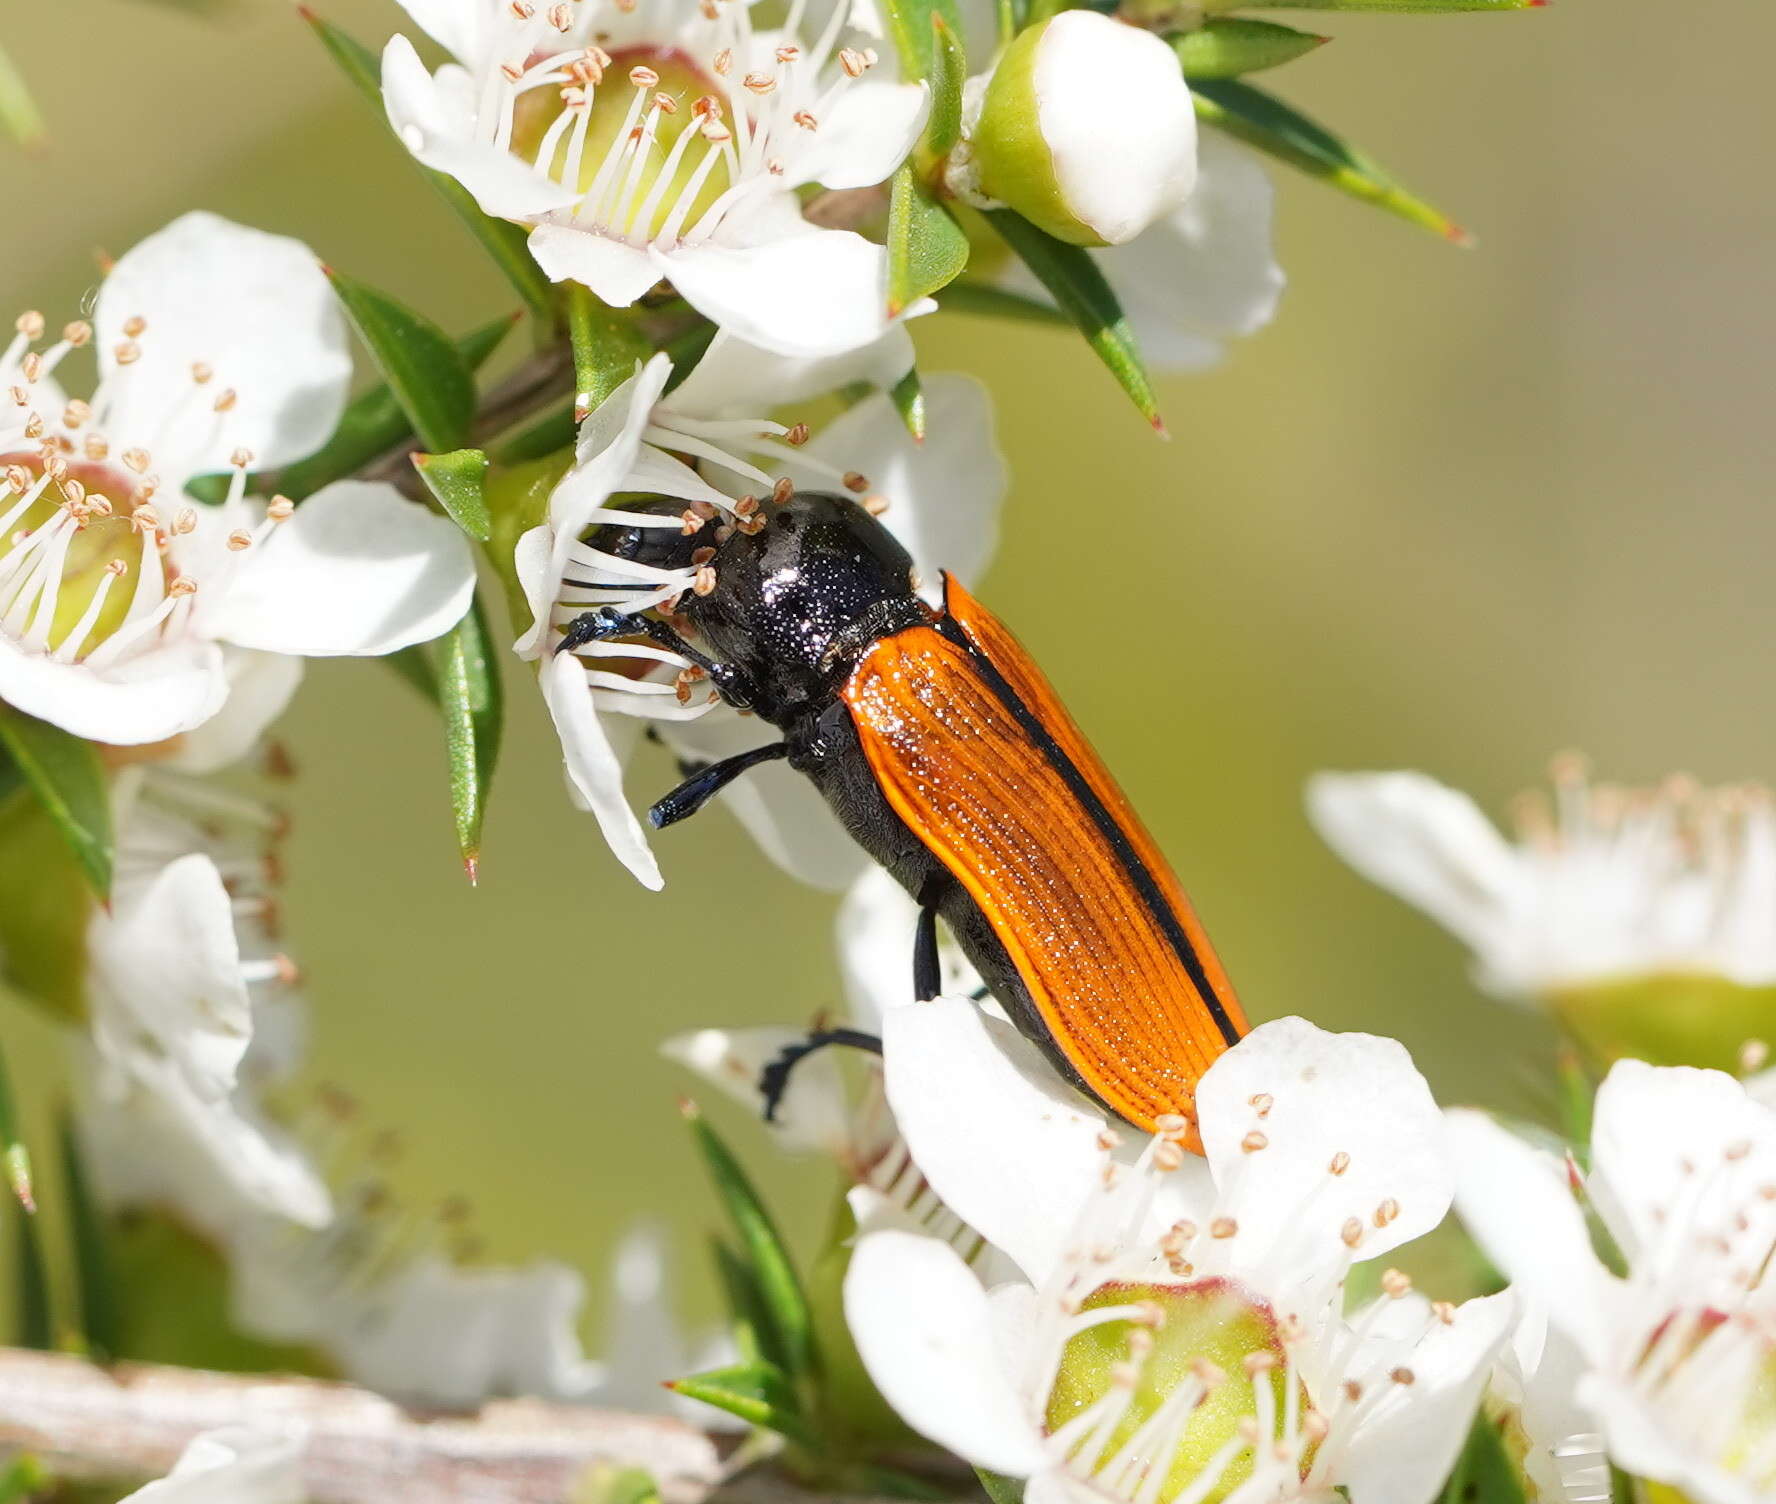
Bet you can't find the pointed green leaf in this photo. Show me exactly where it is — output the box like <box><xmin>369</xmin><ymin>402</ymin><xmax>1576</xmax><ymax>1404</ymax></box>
<box><xmin>413</xmin><ymin>449</ymin><xmax>492</xmax><ymax>542</ymax></box>
<box><xmin>0</xmin><ymin>41</ymin><xmax>45</xmax><ymax>149</ymax></box>
<box><xmin>711</xmin><ymin>1237</ymin><xmax>771</xmax><ymax>1368</ymax></box>
<box><xmin>263</xmin><ymin>312</ymin><xmax>515</xmax><ymax>503</ymax></box>
<box><xmin>891</xmin><ymin>368</ymin><xmax>926</xmax><ymax>441</ymax></box>
<box><xmin>1437</xmin><ymin>1411</ymin><xmax>1528</xmax><ymax>1504</ymax></box>
<box><xmin>59</xmin><ymin>1113</ymin><xmax>120</xmax><ymax>1359</ymax></box>
<box><xmin>982</xmin><ymin>210</ymin><xmax>1163</xmax><ymax>430</ymax></box>
<box><xmin>925</xmin><ymin>15</ymin><xmax>966</xmax><ymax>162</ymax></box>
<box><xmin>427</xmin><ymin>594</ymin><xmax>503</xmax><ymax>881</ymax></box>
<box><xmin>0</xmin><ymin>1455</ymin><xmax>48</xmax><ymax>1504</ymax></box>
<box><xmin>0</xmin><ymin>1044</ymin><xmax>34</xmax><ymax>1213</ymax></box>
<box><xmin>683</xmin><ymin>1100</ymin><xmax>816</xmax><ymax>1382</ymax></box>
<box><xmin>567</xmin><ymin>285</ymin><xmax>651</xmax><ymax>421</ymax></box>
<box><xmin>0</xmin><ymin>709</ymin><xmax>111</xmax><ymax>898</ymax></box>
<box><xmin>303</xmin><ymin>9</ymin><xmax>556</xmax><ymax>322</ymax></box>
<box><xmin>12</xmin><ymin>1194</ymin><xmax>50</xmax><ymax>1350</ymax></box>
<box><xmin>938</xmin><ymin>280</ymin><xmax>1072</xmax><ymax>327</ymax></box>
<box><xmin>888</xmin><ymin>165</ymin><xmax>970</xmax><ymax>317</ymax></box>
<box><xmin>491</xmin><ymin>398</ymin><xmax>577</xmax><ymax>467</ymax></box>
<box><xmin>883</xmin><ymin>0</ymin><xmax>964</xmax><ymax>84</ymax></box>
<box><xmin>0</xmin><ymin>793</ymin><xmax>90</xmax><ymax>1021</ymax></box>
<box><xmin>668</xmin><ymin>1361</ymin><xmax>814</xmax><ymax>1444</ymax></box>
<box><xmin>1171</xmin><ymin>19</ymin><xmax>1328</xmax><ymax>78</ymax></box>
<box><xmin>327</xmin><ymin>268</ymin><xmax>477</xmax><ymax>455</ymax></box>
<box><xmin>977</xmin><ymin>1470</ymin><xmax>1027</xmax><ymax>1504</ymax></box>
<box><xmin>1193</xmin><ymin>79</ymin><xmax>1468</xmax><ymax>243</ymax></box>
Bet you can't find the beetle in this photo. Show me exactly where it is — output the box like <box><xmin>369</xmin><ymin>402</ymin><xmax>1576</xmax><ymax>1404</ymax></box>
<box><xmin>559</xmin><ymin>489</ymin><xmax>1248</xmax><ymax>1144</ymax></box>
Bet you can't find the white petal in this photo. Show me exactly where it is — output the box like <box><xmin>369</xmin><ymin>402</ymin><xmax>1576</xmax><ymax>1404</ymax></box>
<box><xmin>1447</xmin><ymin>1108</ymin><xmax>1616</xmax><ymax>1360</ymax></box>
<box><xmin>541</xmin><ymin>651</ymin><xmax>663</xmax><ymax>890</ymax></box>
<box><xmin>661</xmin><ymin>1026</ymin><xmax>852</xmax><ymax>1156</ymax></box>
<box><xmin>0</xmin><ymin>632</ymin><xmax>228</xmax><ymax>745</ymax></box>
<box><xmin>90</xmin><ymin>854</ymin><xmax>251</xmax><ymax>1101</ymax></box>
<box><xmin>1095</xmin><ymin>135</ymin><xmax>1283</xmax><ymax>372</ymax></box>
<box><xmin>528</xmin><ymin>224</ymin><xmax>665</xmax><ymax>305</ymax></box>
<box><xmin>882</xmin><ymin>995</ymin><xmax>1108</xmax><ymax>1282</ymax></box>
<box><xmin>383</xmin><ymin>41</ymin><xmax>580</xmax><ymax>218</ymax></box>
<box><xmin>166</xmin><ymin>649</ymin><xmax>304</xmax><ymax>775</ymax></box>
<box><xmin>98</xmin><ymin>212</ymin><xmax>351</xmax><ymax>479</ymax></box>
<box><xmin>662</xmin><ymin>230</ymin><xmax>897</xmax><ymax>358</ymax></box>
<box><xmin>580</xmin><ymin>1223</ymin><xmax>696</xmax><ymax>1414</ymax></box>
<box><xmin>838</xmin><ymin>867</ymin><xmax>921</xmax><ymax>1029</ymax></box>
<box><xmin>794</xmin><ymin>373</ymin><xmax>1005</xmax><ymax>602</ymax></box>
<box><xmin>798</xmin><ymin>81</ymin><xmax>930</xmax><ymax>190</ymax></box>
<box><xmin>208</xmin><ymin>482</ymin><xmax>476</xmax><ymax>657</ymax></box>
<box><xmin>1576</xmin><ymin>1374</ymin><xmax>1764</xmax><ymax>1504</ymax></box>
<box><xmin>661</xmin><ymin>713</ymin><xmax>865</xmax><ymax>892</ymax></box>
<box><xmin>1197</xmin><ymin>1017</ymin><xmax>1453</xmax><ymax>1279</ymax></box>
<box><xmin>1338</xmin><ymin>1292</ymin><xmax>1514</xmax><ymax>1504</ymax></box>
<box><xmin>668</xmin><ymin>324</ymin><xmax>917</xmax><ymax>417</ymax></box>
<box><xmin>1500</xmin><ymin>1307</ymin><xmax>1609</xmax><ymax>1504</ymax></box>
<box><xmin>1305</xmin><ymin>771</ymin><xmax>1526</xmax><ymax>977</ymax></box>
<box><xmin>1030</xmin><ymin>14</ymin><xmax>1196</xmax><ymax>246</ymax></box>
<box><xmin>389</xmin><ymin>0</ymin><xmax>490</xmax><ymax>65</ymax></box>
<box><xmin>119</xmin><ymin>1426</ymin><xmax>304</xmax><ymax>1504</ymax></box>
<box><xmin>844</xmin><ymin>1229</ymin><xmax>1048</xmax><ymax>1476</ymax></box>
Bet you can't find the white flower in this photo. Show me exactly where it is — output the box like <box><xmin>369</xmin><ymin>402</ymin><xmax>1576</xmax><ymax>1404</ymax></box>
<box><xmin>513</xmin><ymin>349</ymin><xmax>1005</xmax><ymax>891</ymax></box>
<box><xmin>1307</xmin><ymin>762</ymin><xmax>1776</xmax><ymax>998</ymax></box>
<box><xmin>0</xmin><ymin>212</ymin><xmax>477</xmax><ymax>748</ymax></box>
<box><xmin>382</xmin><ymin>0</ymin><xmax>929</xmax><ymax>357</ymax></box>
<box><xmin>76</xmin><ymin>767</ymin><xmax>331</xmax><ymax>1233</ymax></box>
<box><xmin>120</xmin><ymin>1427</ymin><xmax>304</xmax><ymax>1504</ymax></box>
<box><xmin>962</xmin><ymin>12</ymin><xmax>1197</xmax><ymax>248</ymax></box>
<box><xmin>845</xmin><ymin>1006</ymin><xmax>1510</xmax><ymax>1504</ymax></box>
<box><xmin>1488</xmin><ymin>1304</ymin><xmax>1609</xmax><ymax>1504</ymax></box>
<box><xmin>1451</xmin><ymin>1063</ymin><xmax>1776</xmax><ymax>1504</ymax></box>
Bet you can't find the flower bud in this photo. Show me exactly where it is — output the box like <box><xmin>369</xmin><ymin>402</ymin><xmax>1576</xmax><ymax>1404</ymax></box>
<box><xmin>969</xmin><ymin>12</ymin><xmax>1197</xmax><ymax>247</ymax></box>
<box><xmin>1548</xmin><ymin>974</ymin><xmax>1776</xmax><ymax>1075</ymax></box>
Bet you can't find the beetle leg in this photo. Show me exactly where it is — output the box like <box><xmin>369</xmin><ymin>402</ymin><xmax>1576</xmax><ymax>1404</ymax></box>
<box><xmin>556</xmin><ymin>606</ymin><xmax>760</xmax><ymax>707</ymax></box>
<box><xmin>648</xmin><ymin>741</ymin><xmax>789</xmax><ymax>829</ymax></box>
<box><xmin>913</xmin><ymin>903</ymin><xmax>943</xmax><ymax>1002</ymax></box>
<box><xmin>758</xmin><ymin>1027</ymin><xmax>884</xmax><ymax>1124</ymax></box>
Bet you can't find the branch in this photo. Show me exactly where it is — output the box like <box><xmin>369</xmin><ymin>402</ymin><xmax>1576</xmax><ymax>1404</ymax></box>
<box><xmin>0</xmin><ymin>1347</ymin><xmax>720</xmax><ymax>1504</ymax></box>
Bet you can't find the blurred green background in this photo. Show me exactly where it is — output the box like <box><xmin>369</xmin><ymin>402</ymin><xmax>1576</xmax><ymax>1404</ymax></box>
<box><xmin>6</xmin><ymin>0</ymin><xmax>1771</xmax><ymax>1339</ymax></box>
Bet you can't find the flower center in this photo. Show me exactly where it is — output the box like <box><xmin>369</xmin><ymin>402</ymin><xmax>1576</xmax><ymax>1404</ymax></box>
<box><xmin>1045</xmin><ymin>1277</ymin><xmax>1309</xmax><ymax>1504</ymax></box>
<box><xmin>1634</xmin><ymin>1308</ymin><xmax>1776</xmax><ymax>1491</ymax></box>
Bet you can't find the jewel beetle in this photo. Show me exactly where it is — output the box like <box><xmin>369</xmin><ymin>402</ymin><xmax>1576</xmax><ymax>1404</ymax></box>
<box><xmin>560</xmin><ymin>489</ymin><xmax>1249</xmax><ymax>1144</ymax></box>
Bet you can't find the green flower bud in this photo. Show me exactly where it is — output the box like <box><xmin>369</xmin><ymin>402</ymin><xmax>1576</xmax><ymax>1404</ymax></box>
<box><xmin>1548</xmin><ymin>974</ymin><xmax>1776</xmax><ymax>1075</ymax></box>
<box><xmin>967</xmin><ymin>12</ymin><xmax>1198</xmax><ymax>247</ymax></box>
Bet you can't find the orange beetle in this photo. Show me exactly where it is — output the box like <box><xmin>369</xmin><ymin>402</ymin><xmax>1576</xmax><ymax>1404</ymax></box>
<box><xmin>562</xmin><ymin>491</ymin><xmax>1248</xmax><ymax>1143</ymax></box>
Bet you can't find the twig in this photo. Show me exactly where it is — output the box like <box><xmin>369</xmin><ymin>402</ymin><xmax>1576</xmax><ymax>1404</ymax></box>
<box><xmin>0</xmin><ymin>1346</ymin><xmax>721</xmax><ymax>1504</ymax></box>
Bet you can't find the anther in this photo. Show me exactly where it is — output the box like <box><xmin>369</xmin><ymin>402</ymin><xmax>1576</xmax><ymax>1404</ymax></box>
<box><xmin>114</xmin><ymin>340</ymin><xmax>141</xmax><ymax>366</ymax></box>
<box><xmin>784</xmin><ymin>422</ymin><xmax>810</xmax><ymax>446</ymax></box>
<box><xmin>228</xmin><ymin>530</ymin><xmax>254</xmax><ymax>551</ymax></box>
<box><xmin>1431</xmin><ymin>1300</ymin><xmax>1456</xmax><ymax>1325</ymax></box>
<box><xmin>1373</xmin><ymin>1198</ymin><xmax>1400</xmax><ymax>1228</ymax></box>
<box><xmin>2</xmin><ymin>466</ymin><xmax>27</xmax><ymax>493</ymax></box>
<box><xmin>692</xmin><ymin>565</ymin><xmax>717</xmax><ymax>596</ymax></box>
<box><xmin>7</xmin><ymin>387</ymin><xmax>25</xmax><ymax>407</ymax></box>
<box><xmin>655</xmin><ymin>92</ymin><xmax>678</xmax><ymax>114</ymax></box>
<box><xmin>266</xmin><ymin>496</ymin><xmax>295</xmax><ymax>522</ymax></box>
<box><xmin>772</xmin><ymin>477</ymin><xmax>794</xmax><ymax>505</ymax></box>
<box><xmin>191</xmin><ymin>362</ymin><xmax>213</xmax><ymax>385</ymax></box>
<box><xmin>121</xmin><ymin>315</ymin><xmax>147</xmax><ymax>338</ymax></box>
<box><xmin>680</xmin><ymin>508</ymin><xmax>706</xmax><ymax>535</ymax></box>
<box><xmin>63</xmin><ymin>322</ymin><xmax>92</xmax><ymax>347</ymax></box>
<box><xmin>794</xmin><ymin>110</ymin><xmax>818</xmax><ymax>129</ymax></box>
<box><xmin>231</xmin><ymin>447</ymin><xmax>254</xmax><ymax>470</ymax></box>
<box><xmin>734</xmin><ymin>495</ymin><xmax>760</xmax><ymax>518</ymax></box>
<box><xmin>84</xmin><ymin>436</ymin><xmax>109</xmax><ymax>462</ymax></box>
<box><xmin>62</xmin><ymin>399</ymin><xmax>91</xmax><ymax>429</ymax></box>
<box><xmin>122</xmin><ymin>447</ymin><xmax>151</xmax><ymax>473</ymax></box>
<box><xmin>1726</xmin><ymin>1139</ymin><xmax>1753</xmax><ymax>1162</ymax></box>
<box><xmin>168</xmin><ymin>577</ymin><xmax>199</xmax><ymax>598</ymax></box>
<box><xmin>838</xmin><ymin>47</ymin><xmax>869</xmax><ymax>76</ymax></box>
<box><xmin>1390</xmin><ymin>1366</ymin><xmax>1415</xmax><ymax>1386</ymax></box>
<box><xmin>713</xmin><ymin>48</ymin><xmax>733</xmax><ymax>74</ymax></box>
<box><xmin>1241</xmin><ymin>1130</ymin><xmax>1268</xmax><ymax>1154</ymax></box>
<box><xmin>1249</xmin><ymin>1092</ymin><xmax>1274</xmax><ymax>1117</ymax></box>
<box><xmin>690</xmin><ymin>545</ymin><xmax>717</xmax><ymax>566</ymax></box>
<box><xmin>21</xmin><ymin>354</ymin><xmax>41</xmax><ymax>383</ymax></box>
<box><xmin>509</xmin><ymin>0</ymin><xmax>535</xmax><ymax>16</ymax></box>
<box><xmin>1210</xmin><ymin>1216</ymin><xmax>1238</xmax><ymax>1239</ymax></box>
<box><xmin>629</xmin><ymin>64</ymin><xmax>660</xmax><ymax>87</ymax></box>
<box><xmin>775</xmin><ymin>44</ymin><xmax>800</xmax><ymax>62</ymax></box>
<box><xmin>862</xmin><ymin>494</ymin><xmax>889</xmax><ymax>516</ymax></box>
<box><xmin>173</xmin><ymin>507</ymin><xmax>198</xmax><ymax>535</ymax></box>
<box><xmin>1381</xmin><ymin>1268</ymin><xmax>1412</xmax><ymax>1298</ymax></box>
<box><xmin>14</xmin><ymin>312</ymin><xmax>44</xmax><ymax>339</ymax></box>
<box><xmin>1340</xmin><ymin>1218</ymin><xmax>1363</xmax><ymax>1248</ymax></box>
<box><xmin>1243</xmin><ymin>1351</ymin><xmax>1278</xmax><ymax>1377</ymax></box>
<box><xmin>743</xmin><ymin>72</ymin><xmax>776</xmax><ymax>94</ymax></box>
<box><xmin>843</xmin><ymin>470</ymin><xmax>869</xmax><ymax>493</ymax></box>
<box><xmin>547</xmin><ymin>2</ymin><xmax>574</xmax><ymax>27</ymax></box>
<box><xmin>104</xmin><ymin>559</ymin><xmax>127</xmax><ymax>578</ymax></box>
<box><xmin>1328</xmin><ymin>1151</ymin><xmax>1351</xmax><ymax>1176</ymax></box>
<box><xmin>214</xmin><ymin>388</ymin><xmax>238</xmax><ymax>413</ymax></box>
<box><xmin>1153</xmin><ymin>1141</ymin><xmax>1185</xmax><ymax>1172</ymax></box>
<box><xmin>501</xmin><ymin>61</ymin><xmax>525</xmax><ymax>82</ymax></box>
<box><xmin>1343</xmin><ymin>1380</ymin><xmax>1363</xmax><ymax>1403</ymax></box>
<box><xmin>61</xmin><ymin>478</ymin><xmax>86</xmax><ymax>507</ymax></box>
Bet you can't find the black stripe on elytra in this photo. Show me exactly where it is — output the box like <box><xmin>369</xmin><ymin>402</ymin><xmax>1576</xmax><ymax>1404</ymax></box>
<box><xmin>934</xmin><ymin>614</ymin><xmax>1243</xmax><ymax>1049</ymax></box>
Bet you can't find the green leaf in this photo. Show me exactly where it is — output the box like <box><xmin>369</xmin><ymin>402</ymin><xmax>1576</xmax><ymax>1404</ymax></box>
<box><xmin>0</xmin><ymin>709</ymin><xmax>111</xmax><ymax>898</ymax></box>
<box><xmin>430</xmin><ymin>595</ymin><xmax>503</xmax><ymax>881</ymax></box>
<box><xmin>0</xmin><ymin>1454</ymin><xmax>48</xmax><ymax>1504</ymax></box>
<box><xmin>490</xmin><ymin>398</ymin><xmax>576</xmax><ymax>466</ymax></box>
<box><xmin>267</xmin><ymin>312</ymin><xmax>515</xmax><ymax>503</ymax></box>
<box><xmin>11</xmin><ymin>1193</ymin><xmax>50</xmax><ymax>1350</ymax></box>
<box><xmin>1171</xmin><ymin>19</ymin><xmax>1328</xmax><ymax>78</ymax></box>
<box><xmin>668</xmin><ymin>1360</ymin><xmax>814</xmax><ymax>1445</ymax></box>
<box><xmin>888</xmin><ymin>164</ymin><xmax>970</xmax><ymax>317</ymax></box>
<box><xmin>59</xmin><ymin>1113</ymin><xmax>120</xmax><ymax>1359</ymax></box>
<box><xmin>0</xmin><ymin>1043</ymin><xmax>34</xmax><ymax>1213</ymax></box>
<box><xmin>303</xmin><ymin>9</ymin><xmax>556</xmax><ymax>322</ymax></box>
<box><xmin>384</xmin><ymin>644</ymin><xmax>440</xmax><ymax>702</ymax></box>
<box><xmin>1437</xmin><ymin>1411</ymin><xmax>1528</xmax><ymax>1504</ymax></box>
<box><xmin>327</xmin><ymin>267</ymin><xmax>477</xmax><ymax>455</ymax></box>
<box><xmin>924</xmin><ymin>15</ymin><xmax>966</xmax><ymax>162</ymax></box>
<box><xmin>982</xmin><ymin>210</ymin><xmax>1163</xmax><ymax>431</ymax></box>
<box><xmin>683</xmin><ymin>1100</ymin><xmax>817</xmax><ymax>1382</ymax></box>
<box><xmin>891</xmin><ymin>368</ymin><xmax>926</xmax><ymax>441</ymax></box>
<box><xmin>0</xmin><ymin>792</ymin><xmax>91</xmax><ymax>1020</ymax></box>
<box><xmin>711</xmin><ymin>1237</ymin><xmax>771</xmax><ymax>1368</ymax></box>
<box><xmin>937</xmin><ymin>280</ymin><xmax>1072</xmax><ymax>328</ymax></box>
<box><xmin>0</xmin><ymin>41</ymin><xmax>45</xmax><ymax>149</ymax></box>
<box><xmin>883</xmin><ymin>0</ymin><xmax>964</xmax><ymax>85</ymax></box>
<box><xmin>413</xmin><ymin>449</ymin><xmax>492</xmax><ymax>542</ymax></box>
<box><xmin>1216</xmin><ymin>0</ymin><xmax>1538</xmax><ymax>10</ymax></box>
<box><xmin>567</xmin><ymin>285</ymin><xmax>652</xmax><ymax>421</ymax></box>
<box><xmin>1193</xmin><ymin>79</ymin><xmax>1468</xmax><ymax>243</ymax></box>
<box><xmin>575</xmin><ymin>1463</ymin><xmax>664</xmax><ymax>1504</ymax></box>
<box><xmin>977</xmin><ymin>1470</ymin><xmax>1027</xmax><ymax>1504</ymax></box>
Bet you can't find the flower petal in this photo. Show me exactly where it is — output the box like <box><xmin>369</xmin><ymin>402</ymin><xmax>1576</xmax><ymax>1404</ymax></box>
<box><xmin>389</xmin><ymin>0</ymin><xmax>491</xmax><ymax>66</ymax></box>
<box><xmin>845</xmin><ymin>1229</ymin><xmax>1048</xmax><ymax>1476</ymax></box>
<box><xmin>661</xmin><ymin>230</ymin><xmax>898</xmax><ymax>358</ymax></box>
<box><xmin>791</xmin><ymin>373</ymin><xmax>1004</xmax><ymax>603</ymax></box>
<box><xmin>838</xmin><ymin>866</ymin><xmax>986</xmax><ymax>1028</ymax></box>
<box><xmin>541</xmin><ymin>651</ymin><xmax>663</xmax><ymax>890</ymax></box>
<box><xmin>0</xmin><ymin>633</ymin><xmax>228</xmax><ymax>745</ymax></box>
<box><xmin>668</xmin><ymin>325</ymin><xmax>917</xmax><ymax>417</ymax></box>
<box><xmin>1197</xmin><ymin>1017</ymin><xmax>1453</xmax><ymax>1281</ymax></box>
<box><xmin>119</xmin><ymin>1426</ymin><xmax>305</xmax><ymax>1504</ymax></box>
<box><xmin>882</xmin><ymin>994</ymin><xmax>1108</xmax><ymax>1282</ymax></box>
<box><xmin>166</xmin><ymin>648</ymin><xmax>305</xmax><ymax>775</ymax></box>
<box><xmin>383</xmin><ymin>41</ymin><xmax>580</xmax><ymax>218</ymax></box>
<box><xmin>660</xmin><ymin>713</ymin><xmax>865</xmax><ymax>892</ymax></box>
<box><xmin>207</xmin><ymin>482</ymin><xmax>476</xmax><ymax>657</ymax></box>
<box><xmin>97</xmin><ymin>212</ymin><xmax>352</xmax><ymax>480</ymax></box>
<box><xmin>1447</xmin><ymin>1107</ymin><xmax>1616</xmax><ymax>1361</ymax></box>
<box><xmin>661</xmin><ymin>1026</ymin><xmax>853</xmax><ymax>1156</ymax></box>
<box><xmin>527</xmin><ymin>224</ymin><xmax>664</xmax><ymax>305</ymax></box>
<box><xmin>798</xmin><ymin>81</ymin><xmax>929</xmax><ymax>191</ymax></box>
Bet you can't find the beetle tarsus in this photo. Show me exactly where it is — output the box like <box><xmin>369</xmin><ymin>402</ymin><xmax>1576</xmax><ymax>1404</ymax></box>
<box><xmin>759</xmin><ymin>1027</ymin><xmax>884</xmax><ymax>1123</ymax></box>
<box><xmin>648</xmin><ymin>741</ymin><xmax>789</xmax><ymax>829</ymax></box>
